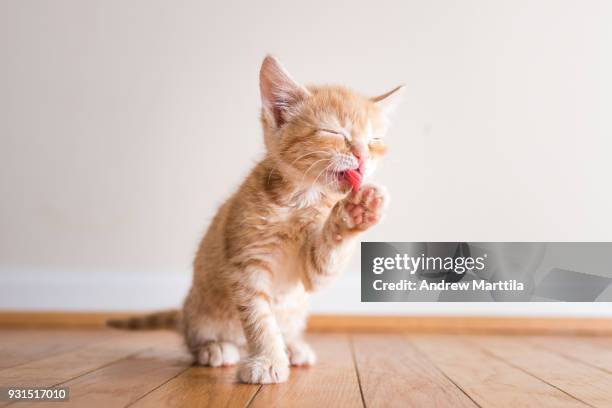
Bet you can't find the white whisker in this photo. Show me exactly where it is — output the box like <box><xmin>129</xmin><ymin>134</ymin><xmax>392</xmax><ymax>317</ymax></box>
<box><xmin>287</xmin><ymin>157</ymin><xmax>332</xmax><ymax>205</ymax></box>
<box><xmin>288</xmin><ymin>150</ymin><xmax>329</xmax><ymax>167</ymax></box>
<box><xmin>311</xmin><ymin>161</ymin><xmax>335</xmax><ymax>189</ymax></box>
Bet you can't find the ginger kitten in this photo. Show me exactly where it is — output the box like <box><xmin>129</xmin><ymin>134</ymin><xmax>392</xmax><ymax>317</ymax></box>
<box><xmin>111</xmin><ymin>56</ymin><xmax>402</xmax><ymax>384</ymax></box>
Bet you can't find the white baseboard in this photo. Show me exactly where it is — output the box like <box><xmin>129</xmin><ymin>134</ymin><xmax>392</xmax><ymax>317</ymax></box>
<box><xmin>0</xmin><ymin>268</ymin><xmax>190</xmax><ymax>311</ymax></box>
<box><xmin>1</xmin><ymin>267</ymin><xmax>611</xmax><ymax>317</ymax></box>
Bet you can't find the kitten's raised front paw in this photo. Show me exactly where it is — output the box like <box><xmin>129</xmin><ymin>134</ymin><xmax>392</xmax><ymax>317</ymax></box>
<box><xmin>340</xmin><ymin>184</ymin><xmax>388</xmax><ymax>232</ymax></box>
<box><xmin>238</xmin><ymin>354</ymin><xmax>290</xmax><ymax>384</ymax></box>
<box><xmin>287</xmin><ymin>341</ymin><xmax>317</xmax><ymax>366</ymax></box>
<box><xmin>196</xmin><ymin>341</ymin><xmax>240</xmax><ymax>367</ymax></box>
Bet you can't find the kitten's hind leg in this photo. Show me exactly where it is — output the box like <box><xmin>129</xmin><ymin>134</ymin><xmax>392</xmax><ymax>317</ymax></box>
<box><xmin>286</xmin><ymin>340</ymin><xmax>316</xmax><ymax>366</ymax></box>
<box><xmin>277</xmin><ymin>305</ymin><xmax>316</xmax><ymax>366</ymax></box>
<box><xmin>196</xmin><ymin>341</ymin><xmax>240</xmax><ymax>367</ymax></box>
<box><xmin>182</xmin><ymin>312</ymin><xmax>244</xmax><ymax>368</ymax></box>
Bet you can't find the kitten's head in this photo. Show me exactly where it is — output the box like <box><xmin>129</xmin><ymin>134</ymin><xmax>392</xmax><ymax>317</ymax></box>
<box><xmin>260</xmin><ymin>55</ymin><xmax>403</xmax><ymax>195</ymax></box>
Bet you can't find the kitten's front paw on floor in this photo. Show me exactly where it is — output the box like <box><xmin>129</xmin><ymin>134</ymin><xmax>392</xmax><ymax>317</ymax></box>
<box><xmin>238</xmin><ymin>354</ymin><xmax>290</xmax><ymax>384</ymax></box>
<box><xmin>287</xmin><ymin>341</ymin><xmax>316</xmax><ymax>366</ymax></box>
<box><xmin>196</xmin><ymin>341</ymin><xmax>240</xmax><ymax>367</ymax></box>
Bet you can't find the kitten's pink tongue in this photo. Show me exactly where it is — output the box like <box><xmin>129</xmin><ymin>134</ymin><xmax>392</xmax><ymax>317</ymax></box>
<box><xmin>345</xmin><ymin>169</ymin><xmax>362</xmax><ymax>192</ymax></box>
<box><xmin>344</xmin><ymin>158</ymin><xmax>364</xmax><ymax>192</ymax></box>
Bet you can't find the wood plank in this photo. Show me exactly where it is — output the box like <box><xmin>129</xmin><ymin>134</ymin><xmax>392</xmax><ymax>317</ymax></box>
<box><xmin>0</xmin><ymin>329</ymin><xmax>116</xmax><ymax>369</ymax></box>
<box><xmin>24</xmin><ymin>345</ymin><xmax>191</xmax><ymax>408</ymax></box>
<box><xmin>412</xmin><ymin>335</ymin><xmax>586</xmax><ymax>408</ymax></box>
<box><xmin>130</xmin><ymin>366</ymin><xmax>259</xmax><ymax>408</ymax></box>
<box><xmin>352</xmin><ymin>334</ymin><xmax>476</xmax><ymax>407</ymax></box>
<box><xmin>249</xmin><ymin>334</ymin><xmax>362</xmax><ymax>408</ymax></box>
<box><xmin>3</xmin><ymin>312</ymin><xmax>612</xmax><ymax>335</ymax></box>
<box><xmin>0</xmin><ymin>331</ymin><xmax>177</xmax><ymax>388</ymax></box>
<box><xmin>527</xmin><ymin>336</ymin><xmax>612</xmax><ymax>373</ymax></box>
<box><xmin>469</xmin><ymin>335</ymin><xmax>612</xmax><ymax>408</ymax></box>
<box><xmin>1</xmin><ymin>329</ymin><xmax>611</xmax><ymax>408</ymax></box>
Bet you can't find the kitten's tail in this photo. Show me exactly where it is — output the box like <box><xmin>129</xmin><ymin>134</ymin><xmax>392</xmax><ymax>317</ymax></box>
<box><xmin>106</xmin><ymin>309</ymin><xmax>180</xmax><ymax>330</ymax></box>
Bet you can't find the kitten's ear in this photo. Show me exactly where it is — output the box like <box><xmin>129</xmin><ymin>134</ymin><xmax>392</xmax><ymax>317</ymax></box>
<box><xmin>260</xmin><ymin>55</ymin><xmax>310</xmax><ymax>128</ymax></box>
<box><xmin>371</xmin><ymin>85</ymin><xmax>405</xmax><ymax>116</ymax></box>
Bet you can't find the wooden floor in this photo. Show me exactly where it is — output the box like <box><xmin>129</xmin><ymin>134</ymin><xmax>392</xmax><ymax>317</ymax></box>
<box><xmin>1</xmin><ymin>329</ymin><xmax>611</xmax><ymax>407</ymax></box>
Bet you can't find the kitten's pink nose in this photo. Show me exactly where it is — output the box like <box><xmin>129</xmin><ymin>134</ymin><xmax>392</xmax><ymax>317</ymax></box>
<box><xmin>351</xmin><ymin>148</ymin><xmax>367</xmax><ymax>161</ymax></box>
<box><xmin>352</xmin><ymin>150</ymin><xmax>366</xmax><ymax>174</ymax></box>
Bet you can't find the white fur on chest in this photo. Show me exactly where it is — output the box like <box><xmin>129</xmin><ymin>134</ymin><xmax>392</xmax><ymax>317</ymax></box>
<box><xmin>263</xmin><ymin>190</ymin><xmax>333</xmax><ymax>296</ymax></box>
<box><xmin>272</xmin><ymin>240</ymin><xmax>306</xmax><ymax>295</ymax></box>
<box><xmin>267</xmin><ymin>219</ymin><xmax>318</xmax><ymax>297</ymax></box>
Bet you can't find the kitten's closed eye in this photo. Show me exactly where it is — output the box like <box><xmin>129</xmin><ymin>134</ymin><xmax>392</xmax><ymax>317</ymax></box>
<box><xmin>368</xmin><ymin>138</ymin><xmax>386</xmax><ymax>155</ymax></box>
<box><xmin>317</xmin><ymin>128</ymin><xmax>350</xmax><ymax>141</ymax></box>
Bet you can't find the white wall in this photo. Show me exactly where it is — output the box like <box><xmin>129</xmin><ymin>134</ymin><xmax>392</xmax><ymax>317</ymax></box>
<box><xmin>1</xmin><ymin>0</ymin><xmax>611</xmax><ymax>315</ymax></box>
